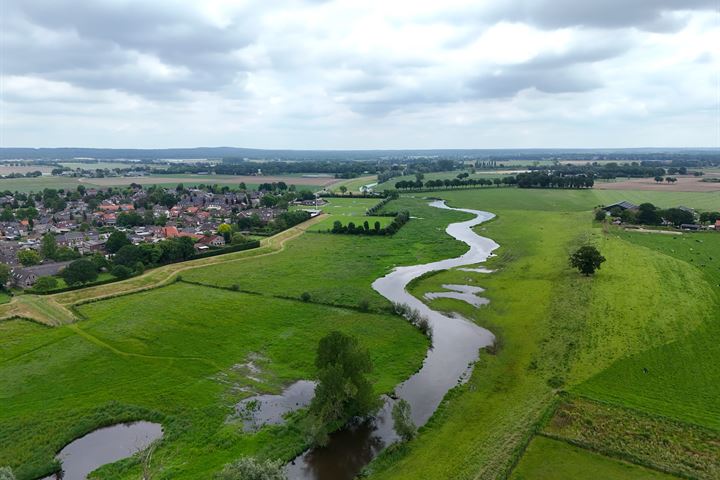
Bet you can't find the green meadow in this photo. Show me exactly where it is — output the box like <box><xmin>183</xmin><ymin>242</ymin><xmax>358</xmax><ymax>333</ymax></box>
<box><xmin>511</xmin><ymin>436</ymin><xmax>679</xmax><ymax>480</ymax></box>
<box><xmin>1</xmin><ymin>186</ymin><xmax>717</xmax><ymax>479</ymax></box>
<box><xmin>0</xmin><ymin>283</ymin><xmax>426</xmax><ymax>479</ymax></box>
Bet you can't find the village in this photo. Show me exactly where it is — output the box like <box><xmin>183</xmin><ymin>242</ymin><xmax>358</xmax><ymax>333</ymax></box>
<box><xmin>0</xmin><ymin>183</ymin><xmax>324</xmax><ymax>289</ymax></box>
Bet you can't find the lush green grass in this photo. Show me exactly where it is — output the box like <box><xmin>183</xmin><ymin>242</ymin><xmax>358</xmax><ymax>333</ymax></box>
<box><xmin>543</xmin><ymin>397</ymin><xmax>719</xmax><ymax>479</ymax></box>
<box><xmin>0</xmin><ymin>283</ymin><xmax>426</xmax><ymax>479</ymax></box>
<box><xmin>318</xmin><ymin>197</ymin><xmax>384</xmax><ymax>215</ymax></box>
<box><xmin>0</xmin><ymin>176</ymin><xmax>88</xmax><ymax>193</ymax></box>
<box><xmin>511</xmin><ymin>436</ymin><xmax>680</xmax><ymax>480</ymax></box>
<box><xmin>574</xmin><ymin>230</ymin><xmax>720</xmax><ymax>430</ymax></box>
<box><xmin>366</xmin><ymin>188</ymin><xmax>717</xmax><ymax>479</ymax></box>
<box><xmin>184</xmin><ymin>196</ymin><xmax>471</xmax><ymax>310</ymax></box>
<box><xmin>0</xmin><ymin>292</ymin><xmax>10</xmax><ymax>304</ymax></box>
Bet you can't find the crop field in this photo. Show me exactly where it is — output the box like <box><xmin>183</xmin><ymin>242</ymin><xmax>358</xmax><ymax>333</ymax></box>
<box><xmin>0</xmin><ymin>283</ymin><xmax>427</xmax><ymax>479</ymax></box>
<box><xmin>595</xmin><ymin>174</ymin><xmax>720</xmax><ymax>192</ymax></box>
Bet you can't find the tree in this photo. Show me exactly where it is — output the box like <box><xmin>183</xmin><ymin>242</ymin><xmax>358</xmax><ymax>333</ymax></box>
<box><xmin>18</xmin><ymin>249</ymin><xmax>41</xmax><ymax>267</ymax></box>
<box><xmin>114</xmin><ymin>244</ymin><xmax>142</xmax><ymax>267</ymax></box>
<box><xmin>593</xmin><ymin>209</ymin><xmax>607</xmax><ymax>222</ymax></box>
<box><xmin>106</xmin><ymin>231</ymin><xmax>131</xmax><ymax>253</ymax></box>
<box><xmin>215</xmin><ymin>457</ymin><xmax>285</xmax><ymax>480</ymax></box>
<box><xmin>231</xmin><ymin>232</ymin><xmax>249</xmax><ymax>245</ymax></box>
<box><xmin>339</xmin><ymin>186</ymin><xmax>348</xmax><ymax>195</ymax></box>
<box><xmin>307</xmin><ymin>331</ymin><xmax>376</xmax><ymax>445</ymax></box>
<box><xmin>60</xmin><ymin>259</ymin><xmax>98</xmax><ymax>285</ymax></box>
<box><xmin>34</xmin><ymin>276</ymin><xmax>58</xmax><ymax>292</ymax></box>
<box><xmin>569</xmin><ymin>245</ymin><xmax>606</xmax><ymax>276</ymax></box>
<box><xmin>111</xmin><ymin>264</ymin><xmax>133</xmax><ymax>279</ymax></box>
<box><xmin>218</xmin><ymin>223</ymin><xmax>233</xmax><ymax>242</ymax></box>
<box><xmin>0</xmin><ymin>264</ymin><xmax>10</xmax><ymax>287</ymax></box>
<box><xmin>391</xmin><ymin>399</ymin><xmax>416</xmax><ymax>442</ymax></box>
<box><xmin>662</xmin><ymin>208</ymin><xmax>694</xmax><ymax>226</ymax></box>
<box><xmin>40</xmin><ymin>233</ymin><xmax>58</xmax><ymax>260</ymax></box>
<box><xmin>654</xmin><ymin>176</ymin><xmax>663</xmax><ymax>183</ymax></box>
<box><xmin>637</xmin><ymin>203</ymin><xmax>661</xmax><ymax>225</ymax></box>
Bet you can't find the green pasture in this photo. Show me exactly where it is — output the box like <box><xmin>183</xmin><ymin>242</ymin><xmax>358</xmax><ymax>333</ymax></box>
<box><xmin>0</xmin><ymin>283</ymin><xmax>426</xmax><ymax>479</ymax></box>
<box><xmin>511</xmin><ymin>436</ymin><xmax>679</xmax><ymax>480</ymax></box>
<box><xmin>307</xmin><ymin>215</ymin><xmax>393</xmax><ymax>233</ymax></box>
<box><xmin>375</xmin><ymin>170</ymin><xmax>514</xmax><ymax>190</ymax></box>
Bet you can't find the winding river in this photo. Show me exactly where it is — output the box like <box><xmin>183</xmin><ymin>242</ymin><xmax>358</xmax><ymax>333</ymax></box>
<box><xmin>286</xmin><ymin>199</ymin><xmax>499</xmax><ymax>479</ymax></box>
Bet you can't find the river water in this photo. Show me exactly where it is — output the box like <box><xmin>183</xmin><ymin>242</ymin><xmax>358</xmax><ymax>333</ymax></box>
<box><xmin>286</xmin><ymin>200</ymin><xmax>499</xmax><ymax>479</ymax></box>
<box><xmin>39</xmin><ymin>421</ymin><xmax>163</xmax><ymax>480</ymax></box>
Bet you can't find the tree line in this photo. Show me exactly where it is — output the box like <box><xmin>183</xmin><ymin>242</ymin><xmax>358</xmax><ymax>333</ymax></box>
<box><xmin>330</xmin><ymin>211</ymin><xmax>410</xmax><ymax>236</ymax></box>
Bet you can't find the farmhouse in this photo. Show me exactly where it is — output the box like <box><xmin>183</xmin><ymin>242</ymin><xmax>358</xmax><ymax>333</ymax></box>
<box><xmin>602</xmin><ymin>200</ymin><xmax>638</xmax><ymax>211</ymax></box>
<box><xmin>12</xmin><ymin>261</ymin><xmax>72</xmax><ymax>288</ymax></box>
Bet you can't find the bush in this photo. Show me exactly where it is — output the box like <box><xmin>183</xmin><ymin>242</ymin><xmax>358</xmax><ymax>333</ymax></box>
<box><xmin>215</xmin><ymin>457</ymin><xmax>286</xmax><ymax>480</ymax></box>
<box><xmin>594</xmin><ymin>209</ymin><xmax>607</xmax><ymax>222</ymax></box>
<box><xmin>34</xmin><ymin>276</ymin><xmax>58</xmax><ymax>292</ymax></box>
<box><xmin>300</xmin><ymin>292</ymin><xmax>311</xmax><ymax>302</ymax></box>
<box><xmin>358</xmin><ymin>299</ymin><xmax>370</xmax><ymax>312</ymax></box>
<box><xmin>60</xmin><ymin>258</ymin><xmax>99</xmax><ymax>285</ymax></box>
<box><xmin>111</xmin><ymin>264</ymin><xmax>133</xmax><ymax>279</ymax></box>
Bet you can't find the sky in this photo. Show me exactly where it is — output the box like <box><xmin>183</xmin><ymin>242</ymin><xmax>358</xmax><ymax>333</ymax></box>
<box><xmin>1</xmin><ymin>0</ymin><xmax>719</xmax><ymax>149</ymax></box>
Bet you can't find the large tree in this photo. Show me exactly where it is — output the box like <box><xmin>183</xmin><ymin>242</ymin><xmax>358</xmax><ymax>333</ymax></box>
<box><xmin>0</xmin><ymin>264</ymin><xmax>10</xmax><ymax>287</ymax></box>
<box><xmin>307</xmin><ymin>331</ymin><xmax>376</xmax><ymax>445</ymax></box>
<box><xmin>60</xmin><ymin>259</ymin><xmax>98</xmax><ymax>285</ymax></box>
<box><xmin>106</xmin><ymin>231</ymin><xmax>131</xmax><ymax>253</ymax></box>
<box><xmin>18</xmin><ymin>249</ymin><xmax>41</xmax><ymax>267</ymax></box>
<box><xmin>40</xmin><ymin>233</ymin><xmax>58</xmax><ymax>260</ymax></box>
<box><xmin>569</xmin><ymin>245</ymin><xmax>606</xmax><ymax>276</ymax></box>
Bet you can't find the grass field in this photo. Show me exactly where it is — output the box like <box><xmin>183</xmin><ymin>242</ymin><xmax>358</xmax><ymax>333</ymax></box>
<box><xmin>184</xmin><ymin>196</ymin><xmax>471</xmax><ymax>311</ymax></box>
<box><xmin>375</xmin><ymin>170</ymin><xmax>514</xmax><ymax>190</ymax></box>
<box><xmin>2</xmin><ymin>186</ymin><xmax>717</xmax><ymax>479</ymax></box>
<box><xmin>0</xmin><ymin>283</ymin><xmax>427</xmax><ymax>479</ymax></box>
<box><xmin>364</xmin><ymin>188</ymin><xmax>718</xmax><ymax>479</ymax></box>
<box><xmin>0</xmin><ymin>292</ymin><xmax>10</xmax><ymax>304</ymax></box>
<box><xmin>511</xmin><ymin>436</ymin><xmax>679</xmax><ymax>480</ymax></box>
<box><xmin>573</xmin><ymin>230</ymin><xmax>720</xmax><ymax>430</ymax></box>
<box><xmin>543</xmin><ymin>397</ymin><xmax>719</xmax><ymax>479</ymax></box>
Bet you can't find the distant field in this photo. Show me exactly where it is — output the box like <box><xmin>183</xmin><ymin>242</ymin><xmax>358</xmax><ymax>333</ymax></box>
<box><xmin>0</xmin><ymin>173</ymin><xmax>340</xmax><ymax>193</ymax></box>
<box><xmin>59</xmin><ymin>162</ymin><xmax>152</xmax><ymax>170</ymax></box>
<box><xmin>511</xmin><ymin>436</ymin><xmax>679</xmax><ymax>480</ymax></box>
<box><xmin>87</xmin><ymin>174</ymin><xmax>339</xmax><ymax>187</ymax></box>
<box><xmin>596</xmin><ymin>174</ymin><xmax>720</xmax><ymax>192</ymax></box>
<box><xmin>0</xmin><ymin>165</ymin><xmax>54</xmax><ymax>175</ymax></box>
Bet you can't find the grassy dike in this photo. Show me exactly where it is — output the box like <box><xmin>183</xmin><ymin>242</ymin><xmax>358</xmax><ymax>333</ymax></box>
<box><xmin>365</xmin><ymin>188</ymin><xmax>716</xmax><ymax>479</ymax></box>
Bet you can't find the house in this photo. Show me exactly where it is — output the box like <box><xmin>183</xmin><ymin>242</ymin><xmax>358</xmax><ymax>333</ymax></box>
<box><xmin>715</xmin><ymin>220</ymin><xmax>720</xmax><ymax>231</ymax></box>
<box><xmin>12</xmin><ymin>261</ymin><xmax>72</xmax><ymax>288</ymax></box>
<box><xmin>194</xmin><ymin>235</ymin><xmax>225</xmax><ymax>250</ymax></box>
<box><xmin>602</xmin><ymin>201</ymin><xmax>638</xmax><ymax>212</ymax></box>
<box><xmin>680</xmin><ymin>224</ymin><xmax>701</xmax><ymax>231</ymax></box>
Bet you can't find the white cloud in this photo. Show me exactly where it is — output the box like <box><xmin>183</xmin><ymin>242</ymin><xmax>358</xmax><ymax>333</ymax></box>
<box><xmin>0</xmin><ymin>0</ymin><xmax>718</xmax><ymax>148</ymax></box>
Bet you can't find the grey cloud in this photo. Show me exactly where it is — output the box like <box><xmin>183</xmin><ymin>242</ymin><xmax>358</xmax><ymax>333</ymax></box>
<box><xmin>2</xmin><ymin>0</ymin><xmax>256</xmax><ymax>97</ymax></box>
<box><xmin>463</xmin><ymin>0</ymin><xmax>717</xmax><ymax>31</ymax></box>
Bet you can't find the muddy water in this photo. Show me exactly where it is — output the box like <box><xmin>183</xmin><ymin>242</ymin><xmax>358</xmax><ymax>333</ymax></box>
<box><xmin>39</xmin><ymin>421</ymin><xmax>163</xmax><ymax>480</ymax></box>
<box><xmin>287</xmin><ymin>200</ymin><xmax>499</xmax><ymax>480</ymax></box>
<box><xmin>237</xmin><ymin>380</ymin><xmax>317</xmax><ymax>431</ymax></box>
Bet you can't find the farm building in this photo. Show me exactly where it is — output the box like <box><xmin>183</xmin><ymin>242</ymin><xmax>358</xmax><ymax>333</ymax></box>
<box><xmin>602</xmin><ymin>200</ymin><xmax>638</xmax><ymax>211</ymax></box>
<box><xmin>12</xmin><ymin>261</ymin><xmax>72</xmax><ymax>288</ymax></box>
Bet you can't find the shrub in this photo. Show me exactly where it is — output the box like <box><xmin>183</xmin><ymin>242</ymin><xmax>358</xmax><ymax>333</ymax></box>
<box><xmin>358</xmin><ymin>299</ymin><xmax>370</xmax><ymax>312</ymax></box>
<box><xmin>34</xmin><ymin>276</ymin><xmax>59</xmax><ymax>292</ymax></box>
<box><xmin>300</xmin><ymin>292</ymin><xmax>311</xmax><ymax>302</ymax></box>
<box><xmin>111</xmin><ymin>264</ymin><xmax>133</xmax><ymax>279</ymax></box>
<box><xmin>215</xmin><ymin>457</ymin><xmax>286</xmax><ymax>480</ymax></box>
<box><xmin>230</xmin><ymin>284</ymin><xmax>240</xmax><ymax>291</ymax></box>
<box><xmin>594</xmin><ymin>209</ymin><xmax>607</xmax><ymax>222</ymax></box>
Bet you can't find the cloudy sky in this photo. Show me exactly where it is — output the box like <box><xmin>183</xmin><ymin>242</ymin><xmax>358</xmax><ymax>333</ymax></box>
<box><xmin>1</xmin><ymin>0</ymin><xmax>718</xmax><ymax>149</ymax></box>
